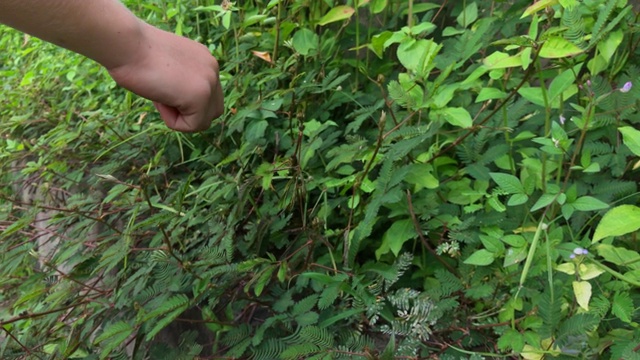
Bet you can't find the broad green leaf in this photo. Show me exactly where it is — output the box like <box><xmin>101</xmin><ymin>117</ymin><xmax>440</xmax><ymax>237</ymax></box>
<box><xmin>456</xmin><ymin>2</ymin><xmax>478</xmax><ymax>28</ymax></box>
<box><xmin>405</xmin><ymin>163</ymin><xmax>439</xmax><ymax>189</ymax></box>
<box><xmin>397</xmin><ymin>38</ymin><xmax>442</xmax><ymax>78</ymax></box>
<box><xmin>597</xmin><ymin>29</ymin><xmax>623</xmax><ymax>64</ymax></box>
<box><xmin>490</xmin><ymin>172</ymin><xmax>525</xmax><ymax>194</ymax></box>
<box><xmin>464</xmin><ymin>249</ymin><xmax>495</xmax><ymax>266</ymax></box>
<box><xmin>528</xmin><ymin>14</ymin><xmax>539</xmax><ymax>41</ymax></box>
<box><xmin>375</xmin><ymin>219</ymin><xmax>417</xmax><ymax>259</ymax></box>
<box><xmin>437</xmin><ymin>107</ymin><xmax>473</xmax><ymax>128</ymax></box>
<box><xmin>483</xmin><ymin>51</ymin><xmax>523</xmax><ymax>69</ymax></box>
<box><xmin>572</xmin><ymin>281</ymin><xmax>591</xmax><ymax>311</ymax></box>
<box><xmin>619</xmin><ymin>126</ymin><xmax>640</xmax><ymax>157</ymax></box>
<box><xmin>476</xmin><ymin>87</ymin><xmax>507</xmax><ymax>102</ymax></box>
<box><xmin>548</xmin><ymin>68</ymin><xmax>577</xmax><ymax>102</ymax></box>
<box><xmin>592</xmin><ymin>205</ymin><xmax>640</xmax><ymax>243</ymax></box>
<box><xmin>480</xmin><ymin>235</ymin><xmax>505</xmax><ymax>254</ymax></box>
<box><xmin>539</xmin><ymin>36</ymin><xmax>584</xmax><ymax>58</ymax></box>
<box><xmin>595</xmin><ymin>244</ymin><xmax>640</xmax><ymax>270</ymax></box>
<box><xmin>370</xmin><ymin>0</ymin><xmax>388</xmax><ymax>14</ymax></box>
<box><xmin>431</xmin><ymin>83</ymin><xmax>459</xmax><ymax>108</ymax></box>
<box><xmin>317</xmin><ymin>6</ymin><xmax>355</xmax><ymax>26</ymax></box>
<box><xmin>518</xmin><ymin>85</ymin><xmax>578</xmax><ymax>108</ymax></box>
<box><xmin>571</xmin><ymin>196</ymin><xmax>609</xmax><ymax>211</ymax></box>
<box><xmin>400</xmin><ymin>3</ymin><xmax>440</xmax><ymax>15</ymax></box>
<box><xmin>503</xmin><ymin>246</ymin><xmax>527</xmax><ymax>267</ymax></box>
<box><xmin>530</xmin><ymin>193</ymin><xmax>556</xmax><ymax>212</ymax></box>
<box><xmin>502</xmin><ymin>235</ymin><xmax>527</xmax><ymax>247</ymax></box>
<box><xmin>292</xmin><ymin>28</ymin><xmax>319</xmax><ymax>55</ymax></box>
<box><xmin>508</xmin><ymin>193</ymin><xmax>529</xmax><ymax>206</ymax></box>
<box><xmin>370</xmin><ymin>31</ymin><xmax>393</xmax><ymax>58</ymax></box>
<box><xmin>497</xmin><ymin>328</ymin><xmax>524</xmax><ymax>352</ymax></box>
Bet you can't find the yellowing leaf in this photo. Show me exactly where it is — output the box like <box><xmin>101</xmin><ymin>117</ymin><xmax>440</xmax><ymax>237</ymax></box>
<box><xmin>521</xmin><ymin>0</ymin><xmax>559</xmax><ymax>18</ymax></box>
<box><xmin>573</xmin><ymin>281</ymin><xmax>591</xmax><ymax>311</ymax></box>
<box><xmin>317</xmin><ymin>6</ymin><xmax>355</xmax><ymax>26</ymax></box>
<box><xmin>578</xmin><ymin>263</ymin><xmax>605</xmax><ymax>280</ymax></box>
<box><xmin>521</xmin><ymin>345</ymin><xmax>545</xmax><ymax>360</ymax></box>
<box><xmin>539</xmin><ymin>37</ymin><xmax>584</xmax><ymax>58</ymax></box>
<box><xmin>556</xmin><ymin>262</ymin><xmax>576</xmax><ymax>275</ymax></box>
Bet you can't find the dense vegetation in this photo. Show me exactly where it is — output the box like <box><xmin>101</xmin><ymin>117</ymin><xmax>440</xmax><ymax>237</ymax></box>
<box><xmin>1</xmin><ymin>0</ymin><xmax>640</xmax><ymax>358</ymax></box>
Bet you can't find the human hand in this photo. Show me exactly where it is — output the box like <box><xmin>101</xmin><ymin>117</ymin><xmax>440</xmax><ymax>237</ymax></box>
<box><xmin>107</xmin><ymin>24</ymin><xmax>223</xmax><ymax>132</ymax></box>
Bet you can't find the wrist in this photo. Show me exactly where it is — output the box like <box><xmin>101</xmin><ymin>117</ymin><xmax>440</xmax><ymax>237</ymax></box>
<box><xmin>99</xmin><ymin>17</ymin><xmax>150</xmax><ymax>70</ymax></box>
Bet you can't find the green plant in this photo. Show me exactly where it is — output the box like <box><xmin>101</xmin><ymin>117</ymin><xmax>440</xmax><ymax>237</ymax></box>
<box><xmin>1</xmin><ymin>0</ymin><xmax>640</xmax><ymax>359</ymax></box>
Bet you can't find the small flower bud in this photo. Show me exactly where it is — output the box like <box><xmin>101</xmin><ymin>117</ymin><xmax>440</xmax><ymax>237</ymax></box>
<box><xmin>573</xmin><ymin>247</ymin><xmax>584</xmax><ymax>255</ymax></box>
<box><xmin>620</xmin><ymin>81</ymin><xmax>633</xmax><ymax>93</ymax></box>
<box><xmin>559</xmin><ymin>115</ymin><xmax>566</xmax><ymax>125</ymax></box>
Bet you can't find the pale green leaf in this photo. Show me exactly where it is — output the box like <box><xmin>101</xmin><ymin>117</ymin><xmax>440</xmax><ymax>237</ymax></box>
<box><xmin>592</xmin><ymin>205</ymin><xmax>640</xmax><ymax>243</ymax></box>
<box><xmin>595</xmin><ymin>244</ymin><xmax>640</xmax><ymax>270</ymax></box>
<box><xmin>572</xmin><ymin>281</ymin><xmax>591</xmax><ymax>311</ymax></box>
<box><xmin>464</xmin><ymin>249</ymin><xmax>495</xmax><ymax>266</ymax></box>
<box><xmin>619</xmin><ymin>126</ymin><xmax>640</xmax><ymax>157</ymax></box>
<box><xmin>556</xmin><ymin>263</ymin><xmax>575</xmax><ymax>275</ymax></box>
<box><xmin>476</xmin><ymin>87</ymin><xmax>507</xmax><ymax>102</ymax></box>
<box><xmin>578</xmin><ymin>263</ymin><xmax>605</xmax><ymax>280</ymax></box>
<box><xmin>317</xmin><ymin>6</ymin><xmax>355</xmax><ymax>26</ymax></box>
<box><xmin>503</xmin><ymin>246</ymin><xmax>527</xmax><ymax>267</ymax></box>
<box><xmin>572</xmin><ymin>196</ymin><xmax>609</xmax><ymax>211</ymax></box>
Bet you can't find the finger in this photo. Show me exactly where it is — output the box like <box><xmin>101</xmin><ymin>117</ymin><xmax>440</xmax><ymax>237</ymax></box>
<box><xmin>153</xmin><ymin>101</ymin><xmax>204</xmax><ymax>133</ymax></box>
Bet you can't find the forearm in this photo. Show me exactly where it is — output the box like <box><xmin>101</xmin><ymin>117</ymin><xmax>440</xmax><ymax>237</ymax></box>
<box><xmin>0</xmin><ymin>0</ymin><xmax>145</xmax><ymax>69</ymax></box>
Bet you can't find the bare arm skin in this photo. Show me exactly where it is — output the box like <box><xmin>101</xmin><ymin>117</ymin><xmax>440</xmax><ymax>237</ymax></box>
<box><xmin>0</xmin><ymin>0</ymin><xmax>223</xmax><ymax>132</ymax></box>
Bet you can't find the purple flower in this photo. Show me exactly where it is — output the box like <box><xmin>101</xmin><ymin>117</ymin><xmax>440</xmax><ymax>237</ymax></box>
<box><xmin>559</xmin><ymin>115</ymin><xmax>566</xmax><ymax>125</ymax></box>
<box><xmin>620</xmin><ymin>81</ymin><xmax>633</xmax><ymax>93</ymax></box>
<box><xmin>573</xmin><ymin>247</ymin><xmax>584</xmax><ymax>255</ymax></box>
<box><xmin>581</xmin><ymin>248</ymin><xmax>589</xmax><ymax>255</ymax></box>
<box><xmin>570</xmin><ymin>254</ymin><xmax>576</xmax><ymax>259</ymax></box>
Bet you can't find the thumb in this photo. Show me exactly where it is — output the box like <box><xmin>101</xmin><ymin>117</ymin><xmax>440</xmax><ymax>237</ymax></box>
<box><xmin>153</xmin><ymin>101</ymin><xmax>202</xmax><ymax>132</ymax></box>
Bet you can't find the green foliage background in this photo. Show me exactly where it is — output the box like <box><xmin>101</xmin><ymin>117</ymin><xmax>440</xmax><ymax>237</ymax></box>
<box><xmin>1</xmin><ymin>0</ymin><xmax>640</xmax><ymax>359</ymax></box>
